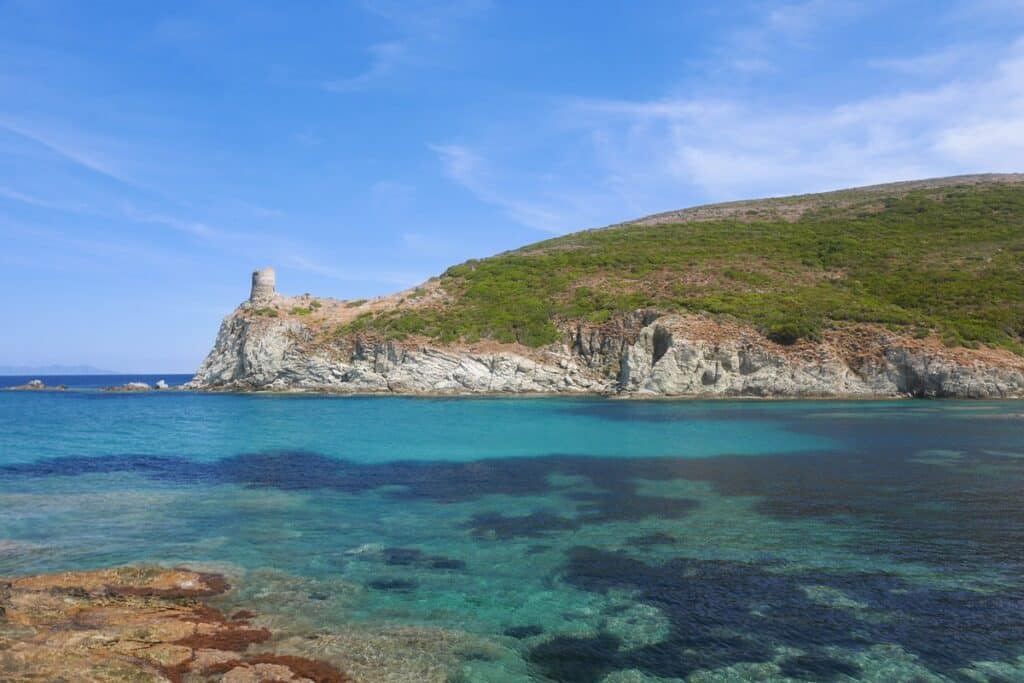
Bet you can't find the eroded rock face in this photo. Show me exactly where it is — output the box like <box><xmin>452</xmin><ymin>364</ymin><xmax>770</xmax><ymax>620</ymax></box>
<box><xmin>186</xmin><ymin>305</ymin><xmax>1024</xmax><ymax>398</ymax></box>
<box><xmin>186</xmin><ymin>312</ymin><xmax>614</xmax><ymax>395</ymax></box>
<box><xmin>0</xmin><ymin>565</ymin><xmax>350</xmax><ymax>683</ymax></box>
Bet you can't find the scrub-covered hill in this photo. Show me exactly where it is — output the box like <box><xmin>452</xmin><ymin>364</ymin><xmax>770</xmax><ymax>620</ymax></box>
<box><xmin>188</xmin><ymin>174</ymin><xmax>1024</xmax><ymax>397</ymax></box>
<box><xmin>344</xmin><ymin>174</ymin><xmax>1024</xmax><ymax>353</ymax></box>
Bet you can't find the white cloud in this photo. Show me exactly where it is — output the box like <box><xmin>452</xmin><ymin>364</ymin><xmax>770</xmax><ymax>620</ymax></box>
<box><xmin>432</xmin><ymin>36</ymin><xmax>1024</xmax><ymax>231</ymax></box>
<box><xmin>565</xmin><ymin>40</ymin><xmax>1024</xmax><ymax>203</ymax></box>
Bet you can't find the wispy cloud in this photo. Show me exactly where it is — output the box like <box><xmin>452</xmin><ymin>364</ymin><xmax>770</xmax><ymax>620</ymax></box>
<box><xmin>430</xmin><ymin>144</ymin><xmax>575</xmax><ymax>233</ymax></box>
<box><xmin>358</xmin><ymin>0</ymin><xmax>491</xmax><ymax>39</ymax></box>
<box><xmin>564</xmin><ymin>38</ymin><xmax>1024</xmax><ymax>201</ymax></box>
<box><xmin>0</xmin><ymin>185</ymin><xmax>88</xmax><ymax>213</ymax></box>
<box><xmin>121</xmin><ymin>206</ymin><xmax>221</xmax><ymax>239</ymax></box>
<box><xmin>431</xmin><ymin>34</ymin><xmax>1024</xmax><ymax>231</ymax></box>
<box><xmin>371</xmin><ymin>179</ymin><xmax>415</xmax><ymax>207</ymax></box>
<box><xmin>322</xmin><ymin>0</ymin><xmax>490</xmax><ymax>92</ymax></box>
<box><xmin>868</xmin><ymin>45</ymin><xmax>975</xmax><ymax>76</ymax></box>
<box><xmin>0</xmin><ymin>118</ymin><xmax>144</xmax><ymax>190</ymax></box>
<box><xmin>283</xmin><ymin>253</ymin><xmax>422</xmax><ymax>286</ymax></box>
<box><xmin>324</xmin><ymin>41</ymin><xmax>409</xmax><ymax>92</ymax></box>
<box><xmin>0</xmin><ymin>217</ymin><xmax>182</xmax><ymax>270</ymax></box>
<box><xmin>721</xmin><ymin>0</ymin><xmax>862</xmax><ymax>72</ymax></box>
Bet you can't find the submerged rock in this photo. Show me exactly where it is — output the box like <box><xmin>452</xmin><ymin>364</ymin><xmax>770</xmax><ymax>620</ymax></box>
<box><xmin>0</xmin><ymin>565</ymin><xmax>352</xmax><ymax>682</ymax></box>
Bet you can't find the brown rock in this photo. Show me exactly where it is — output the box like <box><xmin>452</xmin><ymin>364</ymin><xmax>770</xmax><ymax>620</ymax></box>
<box><xmin>0</xmin><ymin>565</ymin><xmax>351</xmax><ymax>683</ymax></box>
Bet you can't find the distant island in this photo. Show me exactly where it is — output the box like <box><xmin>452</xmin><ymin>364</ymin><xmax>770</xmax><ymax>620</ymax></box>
<box><xmin>187</xmin><ymin>174</ymin><xmax>1024</xmax><ymax>398</ymax></box>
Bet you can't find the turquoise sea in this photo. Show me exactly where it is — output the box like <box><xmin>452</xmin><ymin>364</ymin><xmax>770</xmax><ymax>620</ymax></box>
<box><xmin>1</xmin><ymin>379</ymin><xmax>1023</xmax><ymax>682</ymax></box>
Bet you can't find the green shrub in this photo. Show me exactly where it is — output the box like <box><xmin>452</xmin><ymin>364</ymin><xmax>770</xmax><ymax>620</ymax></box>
<box><xmin>338</xmin><ymin>183</ymin><xmax>1024</xmax><ymax>351</ymax></box>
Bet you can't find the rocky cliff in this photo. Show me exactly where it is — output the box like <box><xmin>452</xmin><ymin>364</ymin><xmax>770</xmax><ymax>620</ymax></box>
<box><xmin>186</xmin><ymin>288</ymin><xmax>1024</xmax><ymax>398</ymax></box>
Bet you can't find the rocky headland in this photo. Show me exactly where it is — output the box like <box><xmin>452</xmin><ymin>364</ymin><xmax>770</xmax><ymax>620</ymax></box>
<box><xmin>186</xmin><ymin>176</ymin><xmax>1024</xmax><ymax>398</ymax></box>
<box><xmin>186</xmin><ymin>287</ymin><xmax>1024</xmax><ymax>398</ymax></box>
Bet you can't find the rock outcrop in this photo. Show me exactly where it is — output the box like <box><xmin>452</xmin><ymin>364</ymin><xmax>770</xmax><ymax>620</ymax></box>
<box><xmin>0</xmin><ymin>565</ymin><xmax>351</xmax><ymax>682</ymax></box>
<box><xmin>6</xmin><ymin>379</ymin><xmax>67</xmax><ymax>391</ymax></box>
<box><xmin>7</xmin><ymin>380</ymin><xmax>45</xmax><ymax>391</ymax></box>
<box><xmin>186</xmin><ymin>285</ymin><xmax>1024</xmax><ymax>398</ymax></box>
<box><xmin>102</xmin><ymin>382</ymin><xmax>153</xmax><ymax>392</ymax></box>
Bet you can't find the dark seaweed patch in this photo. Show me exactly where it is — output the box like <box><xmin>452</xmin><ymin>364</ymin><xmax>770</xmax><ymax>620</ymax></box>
<box><xmin>382</xmin><ymin>547</ymin><xmax>466</xmax><ymax>571</ymax></box>
<box><xmin>533</xmin><ymin>546</ymin><xmax>1024</xmax><ymax>682</ymax></box>
<box><xmin>463</xmin><ymin>510</ymin><xmax>581</xmax><ymax>539</ymax></box>
<box><xmin>366</xmin><ymin>578</ymin><xmax>417</xmax><ymax>592</ymax></box>
<box><xmin>383</xmin><ymin>547</ymin><xmax>423</xmax><ymax>565</ymax></box>
<box><xmin>778</xmin><ymin>654</ymin><xmax>861</xmax><ymax>681</ymax></box>
<box><xmin>504</xmin><ymin>624</ymin><xmax>544</xmax><ymax>639</ymax></box>
<box><xmin>626</xmin><ymin>532</ymin><xmax>676</xmax><ymax>546</ymax></box>
<box><xmin>570</xmin><ymin>491</ymin><xmax>698</xmax><ymax>523</ymax></box>
<box><xmin>5</xmin><ymin>446</ymin><xmax>1024</xmax><ymax>570</ymax></box>
<box><xmin>527</xmin><ymin>633</ymin><xmax>622</xmax><ymax>683</ymax></box>
<box><xmin>429</xmin><ymin>557</ymin><xmax>466</xmax><ymax>570</ymax></box>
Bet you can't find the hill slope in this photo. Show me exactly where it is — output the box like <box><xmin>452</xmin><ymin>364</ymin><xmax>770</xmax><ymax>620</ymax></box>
<box><xmin>343</xmin><ymin>174</ymin><xmax>1024</xmax><ymax>352</ymax></box>
<box><xmin>188</xmin><ymin>174</ymin><xmax>1024</xmax><ymax>397</ymax></box>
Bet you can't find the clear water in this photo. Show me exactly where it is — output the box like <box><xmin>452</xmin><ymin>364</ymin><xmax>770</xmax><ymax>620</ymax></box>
<box><xmin>1</xmin><ymin>391</ymin><xmax>1022</xmax><ymax>682</ymax></box>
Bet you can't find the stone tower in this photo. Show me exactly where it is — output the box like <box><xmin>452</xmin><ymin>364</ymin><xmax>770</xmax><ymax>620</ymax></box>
<box><xmin>250</xmin><ymin>267</ymin><xmax>276</xmax><ymax>302</ymax></box>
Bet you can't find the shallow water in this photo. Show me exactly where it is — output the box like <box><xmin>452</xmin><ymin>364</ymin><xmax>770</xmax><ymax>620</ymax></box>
<box><xmin>1</xmin><ymin>391</ymin><xmax>1022</xmax><ymax>682</ymax></box>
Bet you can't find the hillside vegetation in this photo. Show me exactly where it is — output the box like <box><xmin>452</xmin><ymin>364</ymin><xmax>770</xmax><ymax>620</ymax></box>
<box><xmin>340</xmin><ymin>176</ymin><xmax>1024</xmax><ymax>353</ymax></box>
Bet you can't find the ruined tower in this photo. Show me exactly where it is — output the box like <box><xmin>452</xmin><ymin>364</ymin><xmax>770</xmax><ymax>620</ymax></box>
<box><xmin>250</xmin><ymin>267</ymin><xmax>276</xmax><ymax>303</ymax></box>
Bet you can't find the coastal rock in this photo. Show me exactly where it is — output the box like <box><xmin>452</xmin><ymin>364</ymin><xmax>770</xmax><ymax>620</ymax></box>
<box><xmin>155</xmin><ymin>379</ymin><xmax>169</xmax><ymax>390</ymax></box>
<box><xmin>103</xmin><ymin>382</ymin><xmax>153</xmax><ymax>392</ymax></box>
<box><xmin>8</xmin><ymin>379</ymin><xmax>45</xmax><ymax>391</ymax></box>
<box><xmin>186</xmin><ymin>302</ymin><xmax>1024</xmax><ymax>398</ymax></box>
<box><xmin>0</xmin><ymin>565</ymin><xmax>351</xmax><ymax>682</ymax></box>
<box><xmin>186</xmin><ymin>312</ymin><xmax>612</xmax><ymax>394</ymax></box>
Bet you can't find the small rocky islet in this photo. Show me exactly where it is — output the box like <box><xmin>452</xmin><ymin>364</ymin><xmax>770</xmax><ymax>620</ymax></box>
<box><xmin>6</xmin><ymin>379</ymin><xmax>174</xmax><ymax>392</ymax></box>
<box><xmin>7</xmin><ymin>379</ymin><xmax>66</xmax><ymax>391</ymax></box>
<box><xmin>0</xmin><ymin>565</ymin><xmax>351</xmax><ymax>682</ymax></box>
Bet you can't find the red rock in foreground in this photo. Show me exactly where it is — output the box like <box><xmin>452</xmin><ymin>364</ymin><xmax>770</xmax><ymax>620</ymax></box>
<box><xmin>0</xmin><ymin>565</ymin><xmax>351</xmax><ymax>682</ymax></box>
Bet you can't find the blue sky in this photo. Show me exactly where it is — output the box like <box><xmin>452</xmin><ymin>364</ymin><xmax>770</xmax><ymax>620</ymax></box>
<box><xmin>1</xmin><ymin>0</ymin><xmax>1023</xmax><ymax>372</ymax></box>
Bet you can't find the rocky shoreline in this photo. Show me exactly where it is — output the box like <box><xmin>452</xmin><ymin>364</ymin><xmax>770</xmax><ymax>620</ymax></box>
<box><xmin>0</xmin><ymin>565</ymin><xmax>350</xmax><ymax>682</ymax></box>
<box><xmin>185</xmin><ymin>294</ymin><xmax>1024</xmax><ymax>399</ymax></box>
